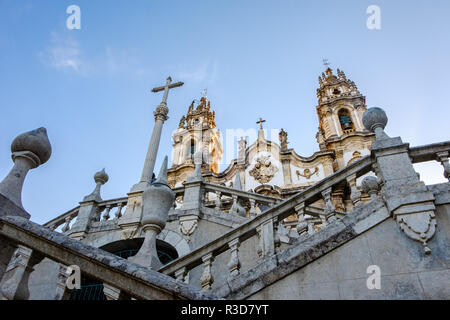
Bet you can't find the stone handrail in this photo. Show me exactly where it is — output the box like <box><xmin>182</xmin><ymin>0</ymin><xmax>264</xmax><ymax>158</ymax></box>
<box><xmin>43</xmin><ymin>206</ymin><xmax>80</xmax><ymax>231</ymax></box>
<box><xmin>44</xmin><ymin>186</ymin><xmax>186</xmax><ymax>233</ymax></box>
<box><xmin>409</xmin><ymin>141</ymin><xmax>450</xmax><ymax>164</ymax></box>
<box><xmin>203</xmin><ymin>182</ymin><xmax>281</xmax><ymax>205</ymax></box>
<box><xmin>159</xmin><ymin>155</ymin><xmax>373</xmax><ymax>283</ymax></box>
<box><xmin>0</xmin><ymin>215</ymin><xmax>216</xmax><ymax>300</ymax></box>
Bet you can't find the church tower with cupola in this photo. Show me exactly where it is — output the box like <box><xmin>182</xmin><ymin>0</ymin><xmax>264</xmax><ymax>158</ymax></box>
<box><xmin>168</xmin><ymin>97</ymin><xmax>223</xmax><ymax>187</ymax></box>
<box><xmin>315</xmin><ymin>67</ymin><xmax>375</xmax><ymax>171</ymax></box>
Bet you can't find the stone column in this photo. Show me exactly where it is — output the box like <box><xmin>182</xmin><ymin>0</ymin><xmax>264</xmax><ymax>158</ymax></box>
<box><xmin>0</xmin><ymin>127</ymin><xmax>51</xmax><ymax>218</ymax></box>
<box><xmin>131</xmin><ymin>102</ymin><xmax>169</xmax><ymax>193</ymax></box>
<box><xmin>363</xmin><ymin>107</ymin><xmax>437</xmax><ymax>254</ymax></box>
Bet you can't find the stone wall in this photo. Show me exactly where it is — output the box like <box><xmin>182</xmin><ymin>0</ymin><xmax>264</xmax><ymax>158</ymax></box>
<box><xmin>246</xmin><ymin>203</ymin><xmax>450</xmax><ymax>300</ymax></box>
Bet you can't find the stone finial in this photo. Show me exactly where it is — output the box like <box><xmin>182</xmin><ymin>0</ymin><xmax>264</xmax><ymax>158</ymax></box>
<box><xmin>130</xmin><ymin>156</ymin><xmax>175</xmax><ymax>269</ymax></box>
<box><xmin>83</xmin><ymin>168</ymin><xmax>109</xmax><ymax>202</ymax></box>
<box><xmin>94</xmin><ymin>168</ymin><xmax>109</xmax><ymax>185</ymax></box>
<box><xmin>11</xmin><ymin>127</ymin><xmax>52</xmax><ymax>167</ymax></box>
<box><xmin>0</xmin><ymin>127</ymin><xmax>52</xmax><ymax>211</ymax></box>
<box><xmin>154</xmin><ymin>156</ymin><xmax>169</xmax><ymax>185</ymax></box>
<box><xmin>362</xmin><ymin>107</ymin><xmax>389</xmax><ymax>140</ymax></box>
<box><xmin>361</xmin><ymin>176</ymin><xmax>380</xmax><ymax>200</ymax></box>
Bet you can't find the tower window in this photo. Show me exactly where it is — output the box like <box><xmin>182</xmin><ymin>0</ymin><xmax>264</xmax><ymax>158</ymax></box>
<box><xmin>333</xmin><ymin>88</ymin><xmax>341</xmax><ymax>95</ymax></box>
<box><xmin>338</xmin><ymin>109</ymin><xmax>354</xmax><ymax>133</ymax></box>
<box><xmin>190</xmin><ymin>139</ymin><xmax>195</xmax><ymax>155</ymax></box>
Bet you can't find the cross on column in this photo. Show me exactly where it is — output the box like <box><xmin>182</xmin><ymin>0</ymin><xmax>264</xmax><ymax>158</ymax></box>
<box><xmin>151</xmin><ymin>77</ymin><xmax>184</xmax><ymax>105</ymax></box>
<box><xmin>256</xmin><ymin>117</ymin><xmax>266</xmax><ymax>129</ymax></box>
<box><xmin>131</xmin><ymin>76</ymin><xmax>184</xmax><ymax>191</ymax></box>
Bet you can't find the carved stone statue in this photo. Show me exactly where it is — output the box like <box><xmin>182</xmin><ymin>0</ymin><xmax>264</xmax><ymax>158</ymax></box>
<box><xmin>279</xmin><ymin>129</ymin><xmax>288</xmax><ymax>149</ymax></box>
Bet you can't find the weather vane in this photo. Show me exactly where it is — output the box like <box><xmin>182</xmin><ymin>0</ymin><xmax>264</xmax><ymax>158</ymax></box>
<box><xmin>323</xmin><ymin>59</ymin><xmax>330</xmax><ymax>68</ymax></box>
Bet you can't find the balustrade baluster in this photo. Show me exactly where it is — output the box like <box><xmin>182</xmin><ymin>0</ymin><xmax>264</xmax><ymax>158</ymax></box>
<box><xmin>227</xmin><ymin>239</ymin><xmax>241</xmax><ymax>279</ymax></box>
<box><xmin>295</xmin><ymin>203</ymin><xmax>308</xmax><ymax>237</ymax></box>
<box><xmin>215</xmin><ymin>191</ymin><xmax>222</xmax><ymax>210</ymax></box>
<box><xmin>175</xmin><ymin>267</ymin><xmax>188</xmax><ymax>283</ymax></box>
<box><xmin>322</xmin><ymin>187</ymin><xmax>335</xmax><ymax>215</ymax></box>
<box><xmin>307</xmin><ymin>220</ymin><xmax>315</xmax><ymax>235</ymax></box>
<box><xmin>55</xmin><ymin>264</ymin><xmax>71</xmax><ymax>300</ymax></box>
<box><xmin>103</xmin><ymin>205</ymin><xmax>111</xmax><ymax>220</ymax></box>
<box><xmin>200</xmin><ymin>253</ymin><xmax>214</xmax><ymax>291</ymax></box>
<box><xmin>0</xmin><ymin>245</ymin><xmax>42</xmax><ymax>300</ymax></box>
<box><xmin>115</xmin><ymin>203</ymin><xmax>123</xmax><ymax>219</ymax></box>
<box><xmin>61</xmin><ymin>216</ymin><xmax>72</xmax><ymax>232</ymax></box>
<box><xmin>346</xmin><ymin>173</ymin><xmax>362</xmax><ymax>208</ymax></box>
<box><xmin>249</xmin><ymin>199</ymin><xmax>257</xmax><ymax>217</ymax></box>
<box><xmin>436</xmin><ymin>151</ymin><xmax>450</xmax><ymax>182</ymax></box>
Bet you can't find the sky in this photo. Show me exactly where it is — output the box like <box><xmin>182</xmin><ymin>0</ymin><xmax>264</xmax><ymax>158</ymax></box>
<box><xmin>0</xmin><ymin>0</ymin><xmax>449</xmax><ymax>224</ymax></box>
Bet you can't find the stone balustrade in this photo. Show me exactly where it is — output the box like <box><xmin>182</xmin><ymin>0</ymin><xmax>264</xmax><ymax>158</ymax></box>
<box><xmin>0</xmin><ymin>215</ymin><xmax>216</xmax><ymax>300</ymax></box>
<box><xmin>159</xmin><ymin>138</ymin><xmax>450</xmax><ymax>290</ymax></box>
<box><xmin>202</xmin><ymin>182</ymin><xmax>281</xmax><ymax>217</ymax></box>
<box><xmin>158</xmin><ymin>155</ymin><xmax>374</xmax><ymax>289</ymax></box>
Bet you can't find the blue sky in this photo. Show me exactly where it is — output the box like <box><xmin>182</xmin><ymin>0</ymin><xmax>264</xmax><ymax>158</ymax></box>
<box><xmin>0</xmin><ymin>0</ymin><xmax>449</xmax><ymax>224</ymax></box>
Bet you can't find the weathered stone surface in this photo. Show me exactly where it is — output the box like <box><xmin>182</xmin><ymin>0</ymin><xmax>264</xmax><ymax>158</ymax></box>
<box><xmin>216</xmin><ymin>197</ymin><xmax>450</xmax><ymax>300</ymax></box>
<box><xmin>0</xmin><ymin>194</ymin><xmax>30</xmax><ymax>219</ymax></box>
<box><xmin>0</xmin><ymin>215</ymin><xmax>216</xmax><ymax>300</ymax></box>
<box><xmin>11</xmin><ymin>127</ymin><xmax>52</xmax><ymax>165</ymax></box>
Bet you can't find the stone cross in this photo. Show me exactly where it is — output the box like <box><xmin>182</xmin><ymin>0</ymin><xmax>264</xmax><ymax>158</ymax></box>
<box><xmin>256</xmin><ymin>118</ymin><xmax>266</xmax><ymax>129</ymax></box>
<box><xmin>131</xmin><ymin>77</ymin><xmax>184</xmax><ymax>192</ymax></box>
<box><xmin>151</xmin><ymin>77</ymin><xmax>184</xmax><ymax>105</ymax></box>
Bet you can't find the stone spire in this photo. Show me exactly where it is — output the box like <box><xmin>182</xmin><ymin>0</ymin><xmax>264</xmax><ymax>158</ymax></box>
<box><xmin>0</xmin><ymin>127</ymin><xmax>51</xmax><ymax>213</ymax></box>
<box><xmin>131</xmin><ymin>77</ymin><xmax>184</xmax><ymax>192</ymax></box>
<box><xmin>129</xmin><ymin>156</ymin><xmax>175</xmax><ymax>269</ymax></box>
<box><xmin>83</xmin><ymin>168</ymin><xmax>109</xmax><ymax>202</ymax></box>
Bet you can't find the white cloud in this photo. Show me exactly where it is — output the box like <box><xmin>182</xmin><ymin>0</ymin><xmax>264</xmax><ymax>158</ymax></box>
<box><xmin>176</xmin><ymin>61</ymin><xmax>219</xmax><ymax>85</ymax></box>
<box><xmin>39</xmin><ymin>32</ymin><xmax>85</xmax><ymax>74</ymax></box>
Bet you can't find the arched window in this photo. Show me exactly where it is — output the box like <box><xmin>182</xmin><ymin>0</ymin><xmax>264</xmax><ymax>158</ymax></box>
<box><xmin>338</xmin><ymin>109</ymin><xmax>354</xmax><ymax>133</ymax></box>
<box><xmin>69</xmin><ymin>239</ymin><xmax>178</xmax><ymax>300</ymax></box>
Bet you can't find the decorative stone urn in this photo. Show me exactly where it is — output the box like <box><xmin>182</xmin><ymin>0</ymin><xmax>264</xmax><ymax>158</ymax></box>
<box><xmin>129</xmin><ymin>156</ymin><xmax>175</xmax><ymax>269</ymax></box>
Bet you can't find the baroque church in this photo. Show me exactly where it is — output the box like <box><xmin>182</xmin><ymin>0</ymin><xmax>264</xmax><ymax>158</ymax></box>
<box><xmin>169</xmin><ymin>67</ymin><xmax>374</xmax><ymax>205</ymax></box>
<box><xmin>0</xmin><ymin>66</ymin><xmax>448</xmax><ymax>300</ymax></box>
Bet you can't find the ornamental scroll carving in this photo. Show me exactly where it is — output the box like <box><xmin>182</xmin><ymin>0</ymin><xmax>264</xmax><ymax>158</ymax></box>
<box><xmin>296</xmin><ymin>167</ymin><xmax>319</xmax><ymax>180</ymax></box>
<box><xmin>249</xmin><ymin>155</ymin><xmax>278</xmax><ymax>184</ymax></box>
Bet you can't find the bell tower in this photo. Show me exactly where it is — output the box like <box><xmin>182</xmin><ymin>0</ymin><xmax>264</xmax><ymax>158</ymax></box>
<box><xmin>315</xmin><ymin>67</ymin><xmax>375</xmax><ymax>170</ymax></box>
<box><xmin>168</xmin><ymin>97</ymin><xmax>223</xmax><ymax>187</ymax></box>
